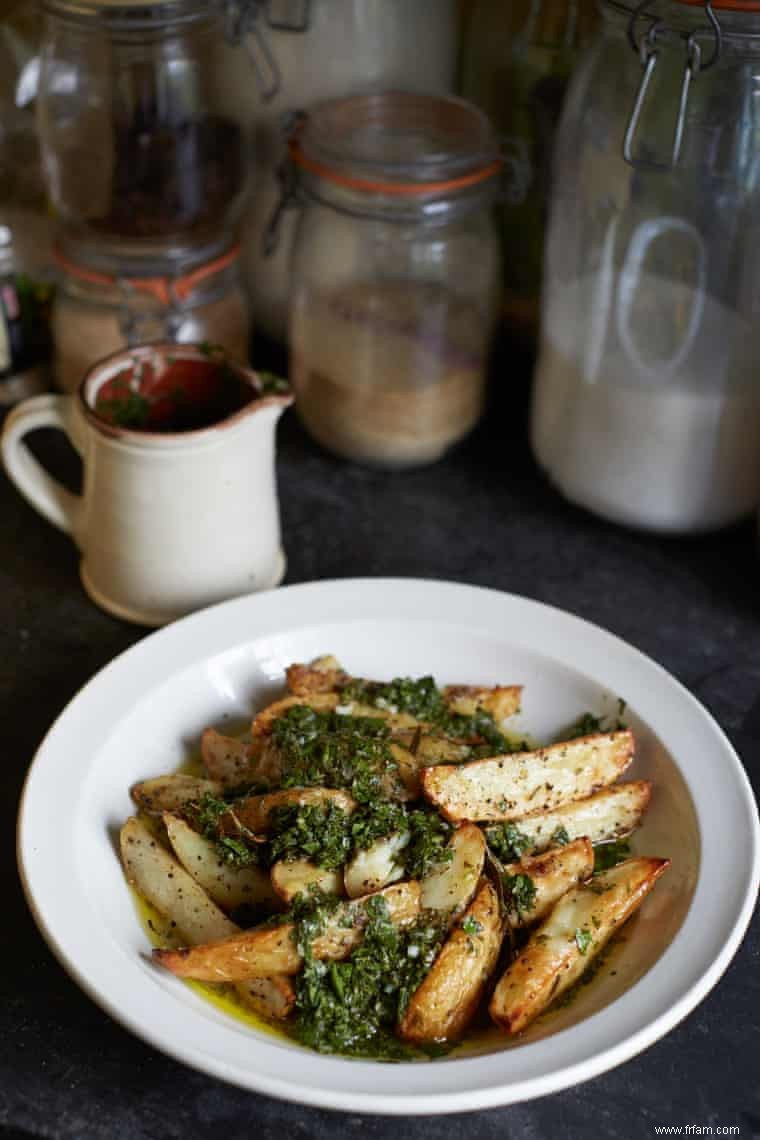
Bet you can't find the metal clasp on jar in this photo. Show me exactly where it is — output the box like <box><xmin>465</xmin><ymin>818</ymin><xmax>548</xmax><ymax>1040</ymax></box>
<box><xmin>262</xmin><ymin>111</ymin><xmax>308</xmax><ymax>256</ymax></box>
<box><xmin>224</xmin><ymin>0</ymin><xmax>311</xmax><ymax>102</ymax></box>
<box><xmin>622</xmin><ymin>0</ymin><xmax>722</xmax><ymax>171</ymax></box>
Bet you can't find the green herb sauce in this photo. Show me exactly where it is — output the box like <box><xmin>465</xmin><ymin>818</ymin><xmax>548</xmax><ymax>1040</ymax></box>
<box><xmin>486</xmin><ymin>822</ymin><xmax>533</xmax><ymax>863</ymax></box>
<box><xmin>592</xmin><ymin>839</ymin><xmax>632</xmax><ymax>873</ymax></box>
<box><xmin>503</xmin><ymin>872</ymin><xmax>537</xmax><ymax>917</ymax></box>
<box><xmin>271</xmin><ymin>706</ymin><xmax>400</xmax><ymax>802</ymax></box>
<box><xmin>186</xmin><ymin>789</ymin><xmax>452</xmax><ymax>881</ymax></box>
<box><xmin>340</xmin><ymin>674</ymin><xmax>523</xmax><ymax>757</ymax></box>
<box><xmin>291</xmin><ymin>892</ymin><xmax>446</xmax><ymax>1059</ymax></box>
<box><xmin>185</xmin><ymin>793</ymin><xmax>264</xmax><ymax>868</ymax></box>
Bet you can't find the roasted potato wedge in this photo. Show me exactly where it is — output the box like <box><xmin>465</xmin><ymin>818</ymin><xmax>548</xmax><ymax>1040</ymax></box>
<box><xmin>131</xmin><ymin>774</ymin><xmax>222</xmax><ymax>816</ymax></box>
<box><xmin>442</xmin><ymin>684</ymin><xmax>522</xmax><ymax>722</ymax></box>
<box><xmin>420</xmin><ymin>823</ymin><xmax>486</xmax><ymax>918</ymax></box>
<box><xmin>388</xmin><ymin>741</ymin><xmax>423</xmax><ymax>799</ymax></box>
<box><xmin>501</xmin><ymin>838</ymin><xmax>594</xmax><ymax>929</ymax></box>
<box><xmin>235</xmin><ymin>975</ymin><xmax>296</xmax><ymax>1020</ymax></box>
<box><xmin>251</xmin><ymin>692</ymin><xmax>340</xmax><ymax>737</ymax></box>
<box><xmin>344</xmin><ymin>832</ymin><xmax>409</xmax><ymax>898</ymax></box>
<box><xmin>163</xmin><ymin>813</ymin><xmax>279</xmax><ymax>911</ymax></box>
<box><xmin>120</xmin><ymin>816</ymin><xmax>237</xmax><ymax>944</ymax></box>
<box><xmin>153</xmin><ymin>881</ymin><xmax>421</xmax><ymax>981</ymax></box>
<box><xmin>486</xmin><ymin>781</ymin><xmax>652</xmax><ymax>854</ymax></box>
<box><xmin>392</xmin><ymin>735</ymin><xmax>473</xmax><ymax>797</ymax></box>
<box><xmin>286</xmin><ymin>655</ymin><xmax>347</xmax><ymax>695</ymax></box>
<box><xmin>399</xmin><ymin>879</ymin><xmax>503</xmax><ymax>1044</ymax></box>
<box><xmin>422</xmin><ymin>730</ymin><xmax>634</xmax><ymax>823</ymax></box>
<box><xmin>411</xmin><ymin>735</ymin><xmax>474</xmax><ymax>766</ymax></box>
<box><xmin>123</xmin><ymin>818</ymin><xmax>289</xmax><ymax>1017</ymax></box>
<box><xmin>200</xmin><ymin>729</ymin><xmax>258</xmax><ymax>788</ymax></box>
<box><xmin>270</xmin><ymin>859</ymin><xmax>344</xmax><ymax>903</ymax></box>
<box><xmin>489</xmin><ymin>856</ymin><xmax>670</xmax><ymax>1033</ymax></box>
<box><xmin>221</xmin><ymin>787</ymin><xmax>356</xmax><ymax>837</ymax></box>
<box><xmin>344</xmin><ymin>703</ymin><xmax>424</xmax><ymax>732</ymax></box>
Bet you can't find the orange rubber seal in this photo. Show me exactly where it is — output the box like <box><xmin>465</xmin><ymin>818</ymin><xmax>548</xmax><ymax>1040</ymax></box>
<box><xmin>53</xmin><ymin>243</ymin><xmax>241</xmax><ymax>306</ymax></box>
<box><xmin>288</xmin><ymin>137</ymin><xmax>502</xmax><ymax>197</ymax></box>
<box><xmin>677</xmin><ymin>0</ymin><xmax>760</xmax><ymax>8</ymax></box>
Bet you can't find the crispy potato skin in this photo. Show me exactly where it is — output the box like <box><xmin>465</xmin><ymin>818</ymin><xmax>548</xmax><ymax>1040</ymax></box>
<box><xmin>489</xmin><ymin>856</ymin><xmax>670</xmax><ymax>1034</ymax></box>
<box><xmin>235</xmin><ymin>975</ymin><xmax>296</xmax><ymax>1020</ymax></box>
<box><xmin>442</xmin><ymin>685</ymin><xmax>522</xmax><ymax>721</ymax></box>
<box><xmin>163</xmin><ymin>813</ymin><xmax>279</xmax><ymax>911</ymax></box>
<box><xmin>286</xmin><ymin>656</ymin><xmax>347</xmax><ymax>695</ymax></box>
<box><xmin>221</xmin><ymin>786</ymin><xmax>356</xmax><ymax>837</ymax></box>
<box><xmin>124</xmin><ymin>817</ymin><xmax>291</xmax><ymax>1016</ymax></box>
<box><xmin>421</xmin><ymin>731</ymin><xmax>634</xmax><ymax>823</ymax></box>
<box><xmin>200</xmin><ymin>729</ymin><xmax>257</xmax><ymax>788</ymax></box>
<box><xmin>344</xmin><ymin>832</ymin><xmax>408</xmax><ymax>898</ymax></box>
<box><xmin>153</xmin><ymin>881</ymin><xmax>421</xmax><ymax>982</ymax></box>
<box><xmin>399</xmin><ymin>880</ymin><xmax>503</xmax><ymax>1044</ymax></box>
<box><xmin>120</xmin><ymin>816</ymin><xmax>237</xmax><ymax>944</ymax></box>
<box><xmin>250</xmin><ymin>692</ymin><xmax>339</xmax><ymax>737</ymax></box>
<box><xmin>420</xmin><ymin>823</ymin><xmax>486</xmax><ymax>918</ymax></box>
<box><xmin>486</xmin><ymin>781</ymin><xmax>652</xmax><ymax>854</ymax></box>
<box><xmin>392</xmin><ymin>735</ymin><xmax>473</xmax><ymax>798</ymax></box>
<box><xmin>502</xmin><ymin>838</ymin><xmax>595</xmax><ymax>929</ymax></box>
<box><xmin>270</xmin><ymin>859</ymin><xmax>344</xmax><ymax>903</ymax></box>
<box><xmin>130</xmin><ymin>774</ymin><xmax>222</xmax><ymax>816</ymax></box>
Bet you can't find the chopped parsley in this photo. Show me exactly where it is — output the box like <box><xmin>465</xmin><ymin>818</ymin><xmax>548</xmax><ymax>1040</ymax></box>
<box><xmin>292</xmin><ymin>892</ymin><xmax>445</xmax><ymax>1058</ymax></box>
<box><xmin>95</xmin><ymin>386</ymin><xmax>151</xmax><ymax>429</ymax></box>
<box><xmin>403</xmin><ymin>809</ymin><xmax>453</xmax><ymax>878</ymax></box>
<box><xmin>550</xmin><ymin>938</ymin><xmax>617</xmax><ymax>1010</ymax></box>
<box><xmin>549</xmin><ymin>826</ymin><xmax>571</xmax><ymax>847</ymax></box>
<box><xmin>461</xmin><ymin>915</ymin><xmax>483</xmax><ymax>937</ymax></box>
<box><xmin>341</xmin><ymin>675</ymin><xmax>443</xmax><ymax>721</ymax></box>
<box><xmin>186</xmin><ymin>789</ymin><xmax>452</xmax><ymax>881</ymax></box>
<box><xmin>593</xmin><ymin>839</ymin><xmax>631</xmax><ymax>873</ymax></box>
<box><xmin>503</xmin><ymin>872</ymin><xmax>537</xmax><ymax>917</ymax></box>
<box><xmin>271</xmin><ymin>706</ymin><xmax>398</xmax><ymax>802</ymax></box>
<box><xmin>564</xmin><ymin>712</ymin><xmax>604</xmax><ymax>740</ymax></box>
<box><xmin>256</xmin><ymin>371</ymin><xmax>290</xmax><ymax>396</ymax></box>
<box><xmin>562</xmin><ymin>706</ymin><xmax>628</xmax><ymax>741</ymax></box>
<box><xmin>350</xmin><ymin>800</ymin><xmax>407</xmax><ymax>852</ymax></box>
<box><xmin>268</xmin><ymin>802</ymin><xmax>352</xmax><ymax>870</ymax></box>
<box><xmin>349</xmin><ymin>802</ymin><xmax>452</xmax><ymax>880</ymax></box>
<box><xmin>487</xmin><ymin>822</ymin><xmax>533</xmax><ymax>863</ymax></box>
<box><xmin>340</xmin><ymin>675</ymin><xmax>517</xmax><ymax>757</ymax></box>
<box><xmin>185</xmin><ymin>793</ymin><xmax>263</xmax><ymax>868</ymax></box>
<box><xmin>575</xmin><ymin>927</ymin><xmax>593</xmax><ymax>955</ymax></box>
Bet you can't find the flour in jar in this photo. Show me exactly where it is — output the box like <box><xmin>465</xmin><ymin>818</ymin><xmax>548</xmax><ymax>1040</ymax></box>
<box><xmin>531</xmin><ymin>273</ymin><xmax>760</xmax><ymax>532</ymax></box>
<box><xmin>290</xmin><ymin>280</ymin><xmax>488</xmax><ymax>468</ymax></box>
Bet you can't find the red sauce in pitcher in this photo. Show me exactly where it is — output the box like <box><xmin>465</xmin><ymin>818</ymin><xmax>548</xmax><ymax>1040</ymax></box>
<box><xmin>94</xmin><ymin>351</ymin><xmax>256</xmax><ymax>433</ymax></box>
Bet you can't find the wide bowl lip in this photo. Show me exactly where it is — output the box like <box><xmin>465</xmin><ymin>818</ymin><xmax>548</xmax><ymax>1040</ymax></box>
<box><xmin>16</xmin><ymin>578</ymin><xmax>760</xmax><ymax>1115</ymax></box>
<box><xmin>77</xmin><ymin>342</ymin><xmax>292</xmax><ymax>446</ymax></box>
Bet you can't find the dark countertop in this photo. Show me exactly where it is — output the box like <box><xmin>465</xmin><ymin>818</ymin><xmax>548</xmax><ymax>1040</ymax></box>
<box><xmin>2</xmin><ymin>382</ymin><xmax>759</xmax><ymax>1140</ymax></box>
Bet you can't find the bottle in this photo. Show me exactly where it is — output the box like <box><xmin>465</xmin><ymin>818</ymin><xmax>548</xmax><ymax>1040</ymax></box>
<box><xmin>0</xmin><ymin>226</ymin><xmax>52</xmax><ymax>406</ymax></box>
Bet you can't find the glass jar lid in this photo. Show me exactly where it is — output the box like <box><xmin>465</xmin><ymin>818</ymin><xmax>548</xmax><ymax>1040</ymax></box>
<box><xmin>40</xmin><ymin>0</ymin><xmax>213</xmax><ymax>28</ymax></box>
<box><xmin>290</xmin><ymin>93</ymin><xmax>502</xmax><ymax>198</ymax></box>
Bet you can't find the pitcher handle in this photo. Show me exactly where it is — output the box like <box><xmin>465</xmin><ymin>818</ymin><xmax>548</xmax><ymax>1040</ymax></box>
<box><xmin>1</xmin><ymin>394</ymin><xmax>83</xmax><ymax>538</ymax></box>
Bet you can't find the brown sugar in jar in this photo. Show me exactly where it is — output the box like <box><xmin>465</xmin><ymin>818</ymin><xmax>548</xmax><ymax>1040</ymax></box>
<box><xmin>285</xmin><ymin>93</ymin><xmax>501</xmax><ymax>469</ymax></box>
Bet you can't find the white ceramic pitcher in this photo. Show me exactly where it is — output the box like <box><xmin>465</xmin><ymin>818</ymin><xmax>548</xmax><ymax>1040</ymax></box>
<box><xmin>1</xmin><ymin>344</ymin><xmax>292</xmax><ymax>626</ymax></box>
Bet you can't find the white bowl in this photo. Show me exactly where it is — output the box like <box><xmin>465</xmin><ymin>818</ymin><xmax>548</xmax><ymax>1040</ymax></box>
<box><xmin>17</xmin><ymin>579</ymin><xmax>759</xmax><ymax>1114</ymax></box>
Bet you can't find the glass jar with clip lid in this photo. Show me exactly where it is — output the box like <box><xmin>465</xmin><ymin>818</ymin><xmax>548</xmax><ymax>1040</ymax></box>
<box><xmin>279</xmin><ymin>92</ymin><xmax>502</xmax><ymax>469</ymax></box>
<box><xmin>51</xmin><ymin>236</ymin><xmax>250</xmax><ymax>393</ymax></box>
<box><xmin>37</xmin><ymin>0</ymin><xmax>249</xmax><ymax>260</ymax></box>
<box><xmin>214</xmin><ymin>0</ymin><xmax>459</xmax><ymax>343</ymax></box>
<box><xmin>532</xmin><ymin>0</ymin><xmax>760</xmax><ymax>533</ymax></box>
